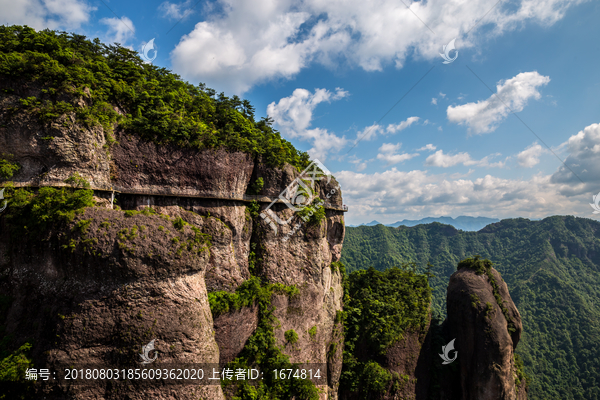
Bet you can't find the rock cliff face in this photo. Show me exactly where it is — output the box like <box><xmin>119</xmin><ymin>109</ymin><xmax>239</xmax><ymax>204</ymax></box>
<box><xmin>0</xmin><ymin>100</ymin><xmax>345</xmax><ymax>399</ymax></box>
<box><xmin>441</xmin><ymin>259</ymin><xmax>525</xmax><ymax>400</ymax></box>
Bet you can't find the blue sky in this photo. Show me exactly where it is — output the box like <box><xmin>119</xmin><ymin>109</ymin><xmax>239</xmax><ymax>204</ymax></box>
<box><xmin>2</xmin><ymin>0</ymin><xmax>600</xmax><ymax>225</ymax></box>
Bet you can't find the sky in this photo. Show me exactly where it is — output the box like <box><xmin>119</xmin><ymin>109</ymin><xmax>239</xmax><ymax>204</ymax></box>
<box><xmin>1</xmin><ymin>0</ymin><xmax>600</xmax><ymax>225</ymax></box>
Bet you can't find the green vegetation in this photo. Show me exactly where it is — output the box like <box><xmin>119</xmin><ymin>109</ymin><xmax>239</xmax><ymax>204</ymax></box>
<box><xmin>458</xmin><ymin>256</ymin><xmax>517</xmax><ymax>334</ymax></box>
<box><xmin>0</xmin><ymin>154</ymin><xmax>20</xmax><ymax>179</ymax></box>
<box><xmin>208</xmin><ymin>278</ymin><xmax>318</xmax><ymax>399</ymax></box>
<box><xmin>63</xmin><ymin>172</ymin><xmax>91</xmax><ymax>188</ymax></box>
<box><xmin>341</xmin><ymin>217</ymin><xmax>600</xmax><ymax>400</ymax></box>
<box><xmin>514</xmin><ymin>353</ymin><xmax>528</xmax><ymax>391</ymax></box>
<box><xmin>340</xmin><ymin>265</ymin><xmax>431</xmax><ymax>398</ymax></box>
<box><xmin>470</xmin><ymin>293</ymin><xmax>481</xmax><ymax>309</ymax></box>
<box><xmin>284</xmin><ymin>329</ymin><xmax>298</xmax><ymax>344</ymax></box>
<box><xmin>308</xmin><ymin>326</ymin><xmax>317</xmax><ymax>339</ymax></box>
<box><xmin>1</xmin><ymin>177</ymin><xmax>95</xmax><ymax>236</ymax></box>
<box><xmin>0</xmin><ymin>342</ymin><xmax>33</xmax><ymax>381</ymax></box>
<box><xmin>0</xmin><ymin>295</ymin><xmax>33</xmax><ymax>398</ymax></box>
<box><xmin>0</xmin><ymin>25</ymin><xmax>310</xmax><ymax>170</ymax></box>
<box><xmin>247</xmin><ymin>177</ymin><xmax>264</xmax><ymax>195</ymax></box>
<box><xmin>246</xmin><ymin>201</ymin><xmax>260</xmax><ymax>219</ymax></box>
<box><xmin>297</xmin><ymin>198</ymin><xmax>326</xmax><ymax>226</ymax></box>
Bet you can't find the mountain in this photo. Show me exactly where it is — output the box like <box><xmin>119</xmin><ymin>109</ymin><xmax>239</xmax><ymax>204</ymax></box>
<box><xmin>348</xmin><ymin>216</ymin><xmax>500</xmax><ymax>231</ymax></box>
<box><xmin>388</xmin><ymin>216</ymin><xmax>500</xmax><ymax>231</ymax></box>
<box><xmin>341</xmin><ymin>218</ymin><xmax>600</xmax><ymax>400</ymax></box>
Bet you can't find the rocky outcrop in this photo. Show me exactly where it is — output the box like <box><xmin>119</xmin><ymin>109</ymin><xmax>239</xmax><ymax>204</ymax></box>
<box><xmin>442</xmin><ymin>261</ymin><xmax>523</xmax><ymax>400</ymax></box>
<box><xmin>0</xmin><ymin>99</ymin><xmax>346</xmax><ymax>399</ymax></box>
<box><xmin>381</xmin><ymin>322</ymin><xmax>432</xmax><ymax>400</ymax></box>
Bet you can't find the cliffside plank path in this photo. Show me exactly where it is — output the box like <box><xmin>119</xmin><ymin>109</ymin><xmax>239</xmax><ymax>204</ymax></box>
<box><xmin>8</xmin><ymin>182</ymin><xmax>349</xmax><ymax>212</ymax></box>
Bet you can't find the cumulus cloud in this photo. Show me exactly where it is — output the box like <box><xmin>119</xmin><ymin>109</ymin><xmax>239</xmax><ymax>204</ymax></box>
<box><xmin>425</xmin><ymin>150</ymin><xmax>472</xmax><ymax>167</ymax></box>
<box><xmin>170</xmin><ymin>0</ymin><xmax>582</xmax><ymax>93</ymax></box>
<box><xmin>267</xmin><ymin>87</ymin><xmax>349</xmax><ymax>160</ymax></box>
<box><xmin>425</xmin><ymin>150</ymin><xmax>506</xmax><ymax>168</ymax></box>
<box><xmin>100</xmin><ymin>17</ymin><xmax>135</xmax><ymax>45</ymax></box>
<box><xmin>0</xmin><ymin>0</ymin><xmax>94</xmax><ymax>30</ymax></box>
<box><xmin>336</xmin><ymin>168</ymin><xmax>591</xmax><ymax>225</ymax></box>
<box><xmin>355</xmin><ymin>116</ymin><xmax>420</xmax><ymax>143</ymax></box>
<box><xmin>417</xmin><ymin>144</ymin><xmax>437</xmax><ymax>151</ymax></box>
<box><xmin>376</xmin><ymin>143</ymin><xmax>419</xmax><ymax>165</ymax></box>
<box><xmin>447</xmin><ymin>72</ymin><xmax>550</xmax><ymax>134</ymax></box>
<box><xmin>551</xmin><ymin>123</ymin><xmax>600</xmax><ymax>194</ymax></box>
<box><xmin>517</xmin><ymin>143</ymin><xmax>544</xmax><ymax>167</ymax></box>
<box><xmin>338</xmin><ymin>122</ymin><xmax>600</xmax><ymax>224</ymax></box>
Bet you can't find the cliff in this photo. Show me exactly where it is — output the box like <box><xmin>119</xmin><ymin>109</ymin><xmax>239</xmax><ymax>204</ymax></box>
<box><xmin>0</xmin><ymin>28</ymin><xmax>345</xmax><ymax>399</ymax></box>
<box><xmin>0</xmin><ymin>126</ymin><xmax>345</xmax><ymax>400</ymax></box>
<box><xmin>1</xmin><ymin>26</ymin><xmax>527</xmax><ymax>400</ymax></box>
<box><xmin>440</xmin><ymin>256</ymin><xmax>526</xmax><ymax>400</ymax></box>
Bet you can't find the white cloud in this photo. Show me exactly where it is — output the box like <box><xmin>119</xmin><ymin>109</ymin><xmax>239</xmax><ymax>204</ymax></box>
<box><xmin>100</xmin><ymin>17</ymin><xmax>135</xmax><ymax>45</ymax></box>
<box><xmin>376</xmin><ymin>143</ymin><xmax>419</xmax><ymax>165</ymax></box>
<box><xmin>349</xmin><ymin>156</ymin><xmax>368</xmax><ymax>172</ymax></box>
<box><xmin>417</xmin><ymin>144</ymin><xmax>437</xmax><ymax>152</ymax></box>
<box><xmin>386</xmin><ymin>116</ymin><xmax>420</xmax><ymax>134</ymax></box>
<box><xmin>432</xmin><ymin>92</ymin><xmax>446</xmax><ymax>105</ymax></box>
<box><xmin>425</xmin><ymin>150</ymin><xmax>506</xmax><ymax>168</ymax></box>
<box><xmin>170</xmin><ymin>0</ymin><xmax>583</xmax><ymax>94</ymax></box>
<box><xmin>447</xmin><ymin>71</ymin><xmax>550</xmax><ymax>134</ymax></box>
<box><xmin>267</xmin><ymin>87</ymin><xmax>349</xmax><ymax>160</ymax></box>
<box><xmin>517</xmin><ymin>142</ymin><xmax>544</xmax><ymax>167</ymax></box>
<box><xmin>551</xmin><ymin>122</ymin><xmax>600</xmax><ymax>194</ymax></box>
<box><xmin>355</xmin><ymin>116</ymin><xmax>420</xmax><ymax>143</ymax></box>
<box><xmin>356</xmin><ymin>123</ymin><xmax>382</xmax><ymax>142</ymax></box>
<box><xmin>339</xmin><ymin>122</ymin><xmax>600</xmax><ymax>224</ymax></box>
<box><xmin>0</xmin><ymin>0</ymin><xmax>95</xmax><ymax>30</ymax></box>
<box><xmin>425</xmin><ymin>150</ymin><xmax>472</xmax><ymax>168</ymax></box>
<box><xmin>159</xmin><ymin>0</ymin><xmax>195</xmax><ymax>20</ymax></box>
<box><xmin>337</xmin><ymin>168</ymin><xmax>592</xmax><ymax>225</ymax></box>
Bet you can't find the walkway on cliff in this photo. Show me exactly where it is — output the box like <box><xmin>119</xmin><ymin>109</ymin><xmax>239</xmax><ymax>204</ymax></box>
<box><xmin>8</xmin><ymin>183</ymin><xmax>348</xmax><ymax>212</ymax></box>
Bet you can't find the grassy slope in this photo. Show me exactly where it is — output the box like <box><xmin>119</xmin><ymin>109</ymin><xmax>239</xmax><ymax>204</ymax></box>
<box><xmin>341</xmin><ymin>216</ymin><xmax>600</xmax><ymax>400</ymax></box>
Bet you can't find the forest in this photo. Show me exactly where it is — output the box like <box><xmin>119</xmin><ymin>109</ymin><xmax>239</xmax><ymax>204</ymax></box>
<box><xmin>0</xmin><ymin>25</ymin><xmax>310</xmax><ymax>170</ymax></box>
<box><xmin>341</xmin><ymin>217</ymin><xmax>600</xmax><ymax>400</ymax></box>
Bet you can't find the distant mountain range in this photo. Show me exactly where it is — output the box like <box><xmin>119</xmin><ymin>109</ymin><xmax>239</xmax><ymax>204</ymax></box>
<box><xmin>348</xmin><ymin>216</ymin><xmax>501</xmax><ymax>231</ymax></box>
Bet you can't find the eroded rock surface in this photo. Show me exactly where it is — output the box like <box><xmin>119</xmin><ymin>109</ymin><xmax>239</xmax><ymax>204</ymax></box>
<box><xmin>0</xmin><ymin>117</ymin><xmax>346</xmax><ymax>399</ymax></box>
<box><xmin>443</xmin><ymin>265</ymin><xmax>523</xmax><ymax>400</ymax></box>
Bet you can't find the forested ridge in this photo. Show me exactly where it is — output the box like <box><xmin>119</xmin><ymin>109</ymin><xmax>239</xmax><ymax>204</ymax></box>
<box><xmin>341</xmin><ymin>216</ymin><xmax>600</xmax><ymax>400</ymax></box>
<box><xmin>0</xmin><ymin>25</ymin><xmax>310</xmax><ymax>170</ymax></box>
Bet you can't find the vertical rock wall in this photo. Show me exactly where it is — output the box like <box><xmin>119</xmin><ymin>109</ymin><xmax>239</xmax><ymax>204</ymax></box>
<box><xmin>0</xmin><ymin>123</ymin><xmax>346</xmax><ymax>399</ymax></box>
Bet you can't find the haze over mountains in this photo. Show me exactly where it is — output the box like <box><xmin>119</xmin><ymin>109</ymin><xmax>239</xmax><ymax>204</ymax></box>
<box><xmin>348</xmin><ymin>216</ymin><xmax>501</xmax><ymax>231</ymax></box>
